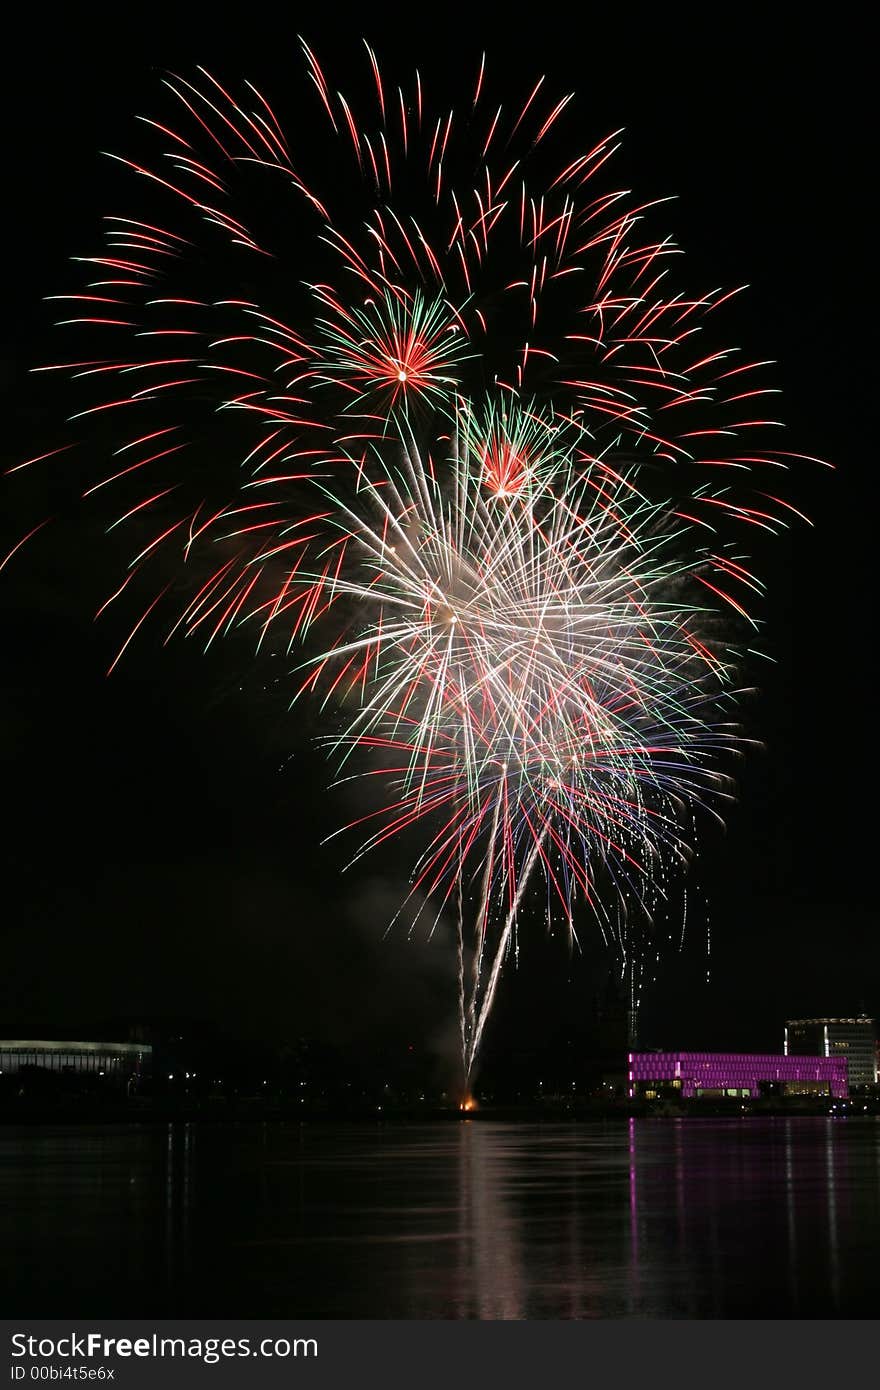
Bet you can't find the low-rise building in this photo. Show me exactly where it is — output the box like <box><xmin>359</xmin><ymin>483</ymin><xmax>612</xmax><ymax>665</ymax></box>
<box><xmin>0</xmin><ymin>1039</ymin><xmax>151</xmax><ymax>1089</ymax></box>
<box><xmin>628</xmin><ymin>1050</ymin><xmax>847</xmax><ymax>1099</ymax></box>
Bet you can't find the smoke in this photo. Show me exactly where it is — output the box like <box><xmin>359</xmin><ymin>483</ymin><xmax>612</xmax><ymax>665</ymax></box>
<box><xmin>344</xmin><ymin>874</ymin><xmax>465</xmax><ymax>1089</ymax></box>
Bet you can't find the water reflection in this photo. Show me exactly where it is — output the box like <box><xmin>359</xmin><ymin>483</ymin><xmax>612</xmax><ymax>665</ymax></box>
<box><xmin>457</xmin><ymin>1121</ymin><xmax>524</xmax><ymax>1317</ymax></box>
<box><xmin>784</xmin><ymin>1120</ymin><xmax>798</xmax><ymax>1311</ymax></box>
<box><xmin>164</xmin><ymin>1122</ymin><xmax>195</xmax><ymax>1291</ymax></box>
<box><xmin>623</xmin><ymin>1115</ymin><xmax>880</xmax><ymax>1317</ymax></box>
<box><xmin>1</xmin><ymin>1118</ymin><xmax>878</xmax><ymax>1316</ymax></box>
<box><xmin>825</xmin><ymin>1120</ymin><xmax>841</xmax><ymax>1309</ymax></box>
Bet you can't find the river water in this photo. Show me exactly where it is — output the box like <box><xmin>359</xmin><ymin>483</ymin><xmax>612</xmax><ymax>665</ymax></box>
<box><xmin>1</xmin><ymin>1118</ymin><xmax>877</xmax><ymax>1317</ymax></box>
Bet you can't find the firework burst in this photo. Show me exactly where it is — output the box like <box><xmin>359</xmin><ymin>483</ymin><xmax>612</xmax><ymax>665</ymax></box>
<box><xmin>17</xmin><ymin>40</ymin><xmax>820</xmax><ymax>1085</ymax></box>
<box><xmin>283</xmin><ymin>402</ymin><xmax>742</xmax><ymax>1077</ymax></box>
<box><xmin>309</xmin><ymin>287</ymin><xmax>470</xmax><ymax>414</ymax></box>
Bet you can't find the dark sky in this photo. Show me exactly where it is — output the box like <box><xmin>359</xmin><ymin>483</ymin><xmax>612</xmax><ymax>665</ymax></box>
<box><xmin>1</xmin><ymin>7</ymin><xmax>875</xmax><ymax>1075</ymax></box>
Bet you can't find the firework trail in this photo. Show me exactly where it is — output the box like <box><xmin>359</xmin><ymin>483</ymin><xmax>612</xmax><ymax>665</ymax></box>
<box><xmin>18</xmin><ymin>42</ymin><xmax>819</xmax><ymax>1086</ymax></box>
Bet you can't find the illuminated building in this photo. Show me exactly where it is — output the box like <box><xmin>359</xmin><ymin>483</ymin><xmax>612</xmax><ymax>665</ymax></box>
<box><xmin>627</xmin><ymin>1051</ymin><xmax>847</xmax><ymax>1100</ymax></box>
<box><xmin>784</xmin><ymin>1016</ymin><xmax>877</xmax><ymax>1089</ymax></box>
<box><xmin>0</xmin><ymin>1039</ymin><xmax>151</xmax><ymax>1088</ymax></box>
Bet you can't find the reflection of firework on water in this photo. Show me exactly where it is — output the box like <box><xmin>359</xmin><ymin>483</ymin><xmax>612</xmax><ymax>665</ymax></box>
<box><xmin>23</xmin><ymin>42</ymin><xmax>819</xmax><ymax>1083</ymax></box>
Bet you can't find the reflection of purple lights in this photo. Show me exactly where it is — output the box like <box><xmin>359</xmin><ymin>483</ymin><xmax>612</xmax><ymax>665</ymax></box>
<box><xmin>628</xmin><ymin>1052</ymin><xmax>848</xmax><ymax>1099</ymax></box>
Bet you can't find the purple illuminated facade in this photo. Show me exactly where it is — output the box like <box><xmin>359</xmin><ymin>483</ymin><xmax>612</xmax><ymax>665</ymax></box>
<box><xmin>628</xmin><ymin>1051</ymin><xmax>848</xmax><ymax>1099</ymax></box>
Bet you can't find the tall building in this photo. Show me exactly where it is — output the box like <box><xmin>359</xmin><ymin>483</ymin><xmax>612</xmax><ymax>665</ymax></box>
<box><xmin>596</xmin><ymin>963</ymin><xmax>639</xmax><ymax>1056</ymax></box>
<box><xmin>785</xmin><ymin>1016</ymin><xmax>878</xmax><ymax>1089</ymax></box>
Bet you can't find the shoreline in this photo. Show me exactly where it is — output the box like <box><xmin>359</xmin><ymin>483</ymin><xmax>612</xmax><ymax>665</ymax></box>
<box><xmin>2</xmin><ymin>1096</ymin><xmax>877</xmax><ymax>1125</ymax></box>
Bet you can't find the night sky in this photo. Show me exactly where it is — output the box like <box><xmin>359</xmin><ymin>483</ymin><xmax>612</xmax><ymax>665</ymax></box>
<box><xmin>1</xmin><ymin>8</ymin><xmax>875</xmax><ymax>1082</ymax></box>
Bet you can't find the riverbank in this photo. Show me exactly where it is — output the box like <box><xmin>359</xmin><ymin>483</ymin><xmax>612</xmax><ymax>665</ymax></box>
<box><xmin>2</xmin><ymin>1093</ymin><xmax>878</xmax><ymax>1124</ymax></box>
